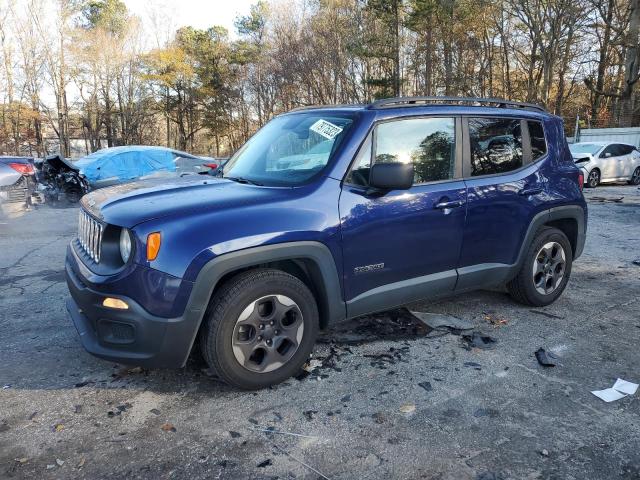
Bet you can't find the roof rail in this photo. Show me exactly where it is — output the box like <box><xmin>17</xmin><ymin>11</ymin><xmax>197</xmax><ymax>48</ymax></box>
<box><xmin>368</xmin><ymin>96</ymin><xmax>546</xmax><ymax>112</ymax></box>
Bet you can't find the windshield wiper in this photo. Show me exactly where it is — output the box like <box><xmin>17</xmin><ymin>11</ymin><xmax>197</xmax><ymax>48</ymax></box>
<box><xmin>225</xmin><ymin>176</ymin><xmax>264</xmax><ymax>186</ymax></box>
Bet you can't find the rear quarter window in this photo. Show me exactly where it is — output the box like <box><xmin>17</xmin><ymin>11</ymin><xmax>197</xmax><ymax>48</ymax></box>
<box><xmin>528</xmin><ymin>121</ymin><xmax>547</xmax><ymax>160</ymax></box>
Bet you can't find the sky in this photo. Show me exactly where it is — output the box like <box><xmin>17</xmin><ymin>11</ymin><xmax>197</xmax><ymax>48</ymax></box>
<box><xmin>123</xmin><ymin>0</ymin><xmax>256</xmax><ymax>43</ymax></box>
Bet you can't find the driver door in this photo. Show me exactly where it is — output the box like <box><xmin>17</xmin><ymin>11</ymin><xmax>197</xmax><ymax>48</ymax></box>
<box><xmin>339</xmin><ymin>117</ymin><xmax>466</xmax><ymax>318</ymax></box>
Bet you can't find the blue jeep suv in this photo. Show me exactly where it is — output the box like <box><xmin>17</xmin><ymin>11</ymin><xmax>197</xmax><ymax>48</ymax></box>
<box><xmin>65</xmin><ymin>97</ymin><xmax>587</xmax><ymax>389</ymax></box>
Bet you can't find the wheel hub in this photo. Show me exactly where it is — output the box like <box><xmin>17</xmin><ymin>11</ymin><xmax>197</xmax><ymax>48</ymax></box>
<box><xmin>532</xmin><ymin>241</ymin><xmax>566</xmax><ymax>295</ymax></box>
<box><xmin>231</xmin><ymin>295</ymin><xmax>304</xmax><ymax>373</ymax></box>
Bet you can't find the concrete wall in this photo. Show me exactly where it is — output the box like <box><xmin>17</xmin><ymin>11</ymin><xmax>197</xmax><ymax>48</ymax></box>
<box><xmin>574</xmin><ymin>127</ymin><xmax>640</xmax><ymax>147</ymax></box>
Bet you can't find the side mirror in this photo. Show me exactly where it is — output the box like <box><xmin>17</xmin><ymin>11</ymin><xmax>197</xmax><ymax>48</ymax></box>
<box><xmin>604</xmin><ymin>152</ymin><xmax>612</xmax><ymax>158</ymax></box>
<box><xmin>369</xmin><ymin>162</ymin><xmax>414</xmax><ymax>191</ymax></box>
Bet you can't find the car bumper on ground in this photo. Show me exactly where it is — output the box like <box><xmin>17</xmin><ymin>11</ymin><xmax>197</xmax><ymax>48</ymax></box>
<box><xmin>65</xmin><ymin>247</ymin><xmax>200</xmax><ymax>369</ymax></box>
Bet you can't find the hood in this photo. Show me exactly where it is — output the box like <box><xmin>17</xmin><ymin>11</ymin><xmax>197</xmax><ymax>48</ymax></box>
<box><xmin>80</xmin><ymin>176</ymin><xmax>295</xmax><ymax>228</ymax></box>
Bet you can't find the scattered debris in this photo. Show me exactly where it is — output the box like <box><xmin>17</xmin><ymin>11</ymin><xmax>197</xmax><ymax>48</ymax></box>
<box><xmin>418</xmin><ymin>381</ymin><xmax>432</xmax><ymax>392</ymax></box>
<box><xmin>540</xmin><ymin>449</ymin><xmax>549</xmax><ymax>457</ymax></box>
<box><xmin>56</xmin><ymin>459</ymin><xmax>64</xmax><ymax>467</ymax></box>
<box><xmin>107</xmin><ymin>403</ymin><xmax>132</xmax><ymax>417</ymax></box>
<box><xmin>160</xmin><ymin>422</ymin><xmax>176</xmax><ymax>432</ymax></box>
<box><xmin>535</xmin><ymin>348</ymin><xmax>556</xmax><ymax>367</ymax></box>
<box><xmin>28</xmin><ymin>412</ymin><xmax>38</xmax><ymax>421</ymax></box>
<box><xmin>340</xmin><ymin>394</ymin><xmax>351</xmax><ymax>402</ymax></box>
<box><xmin>2</xmin><ymin>384</ymin><xmax>11</xmax><ymax>389</ymax></box>
<box><xmin>74</xmin><ymin>405</ymin><xmax>82</xmax><ymax>414</ymax></box>
<box><xmin>14</xmin><ymin>458</ymin><xmax>28</xmax><ymax>464</ymax></box>
<box><xmin>461</xmin><ymin>332</ymin><xmax>497</xmax><ymax>350</ymax></box>
<box><xmin>399</xmin><ymin>403</ymin><xmax>416</xmax><ymax>414</ymax></box>
<box><xmin>409</xmin><ymin>310</ymin><xmax>474</xmax><ymax>332</ymax></box>
<box><xmin>77</xmin><ymin>457</ymin><xmax>86</xmax><ymax>468</ymax></box>
<box><xmin>318</xmin><ymin>308</ymin><xmax>429</xmax><ymax>345</ymax></box>
<box><xmin>52</xmin><ymin>423</ymin><xmax>64</xmax><ymax>432</ymax></box>
<box><xmin>229</xmin><ymin>431</ymin><xmax>241</xmax><ymax>438</ymax></box>
<box><xmin>464</xmin><ymin>361</ymin><xmax>482</xmax><ymax>370</ymax></box>
<box><xmin>529</xmin><ymin>310</ymin><xmax>565</xmax><ymax>320</ymax></box>
<box><xmin>590</xmin><ymin>196</ymin><xmax>623</xmax><ymax>203</ymax></box>
<box><xmin>250</xmin><ymin>425</ymin><xmax>319</xmax><ymax>439</ymax></box>
<box><xmin>591</xmin><ymin>378</ymin><xmax>639</xmax><ymax>402</ymax></box>
<box><xmin>372</xmin><ymin>412</ymin><xmax>386</xmax><ymax>424</ymax></box>
<box><xmin>303</xmin><ymin>410</ymin><xmax>318</xmax><ymax>421</ymax></box>
<box><xmin>632</xmin><ymin>260</ymin><xmax>640</xmax><ymax>266</ymax></box>
<box><xmin>149</xmin><ymin>408</ymin><xmax>161</xmax><ymax>416</ymax></box>
<box><xmin>257</xmin><ymin>459</ymin><xmax>272</xmax><ymax>468</ymax></box>
<box><xmin>484</xmin><ymin>314</ymin><xmax>508</xmax><ymax>327</ymax></box>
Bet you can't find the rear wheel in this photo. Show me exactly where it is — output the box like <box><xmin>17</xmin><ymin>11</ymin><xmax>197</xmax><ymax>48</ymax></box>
<box><xmin>199</xmin><ymin>268</ymin><xmax>318</xmax><ymax>389</ymax></box>
<box><xmin>586</xmin><ymin>169</ymin><xmax>600</xmax><ymax>188</ymax></box>
<box><xmin>507</xmin><ymin>227</ymin><xmax>572</xmax><ymax>307</ymax></box>
<box><xmin>629</xmin><ymin>166</ymin><xmax>640</xmax><ymax>185</ymax></box>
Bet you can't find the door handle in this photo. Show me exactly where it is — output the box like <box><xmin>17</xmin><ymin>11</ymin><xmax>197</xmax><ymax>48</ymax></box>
<box><xmin>518</xmin><ymin>187</ymin><xmax>543</xmax><ymax>196</ymax></box>
<box><xmin>434</xmin><ymin>199</ymin><xmax>465</xmax><ymax>209</ymax></box>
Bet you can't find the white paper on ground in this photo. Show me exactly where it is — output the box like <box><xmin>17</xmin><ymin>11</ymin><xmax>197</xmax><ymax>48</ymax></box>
<box><xmin>612</xmin><ymin>378</ymin><xmax>639</xmax><ymax>395</ymax></box>
<box><xmin>591</xmin><ymin>388</ymin><xmax>627</xmax><ymax>402</ymax></box>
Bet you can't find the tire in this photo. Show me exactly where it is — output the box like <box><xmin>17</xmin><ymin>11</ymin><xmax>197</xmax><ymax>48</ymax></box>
<box><xmin>629</xmin><ymin>166</ymin><xmax>640</xmax><ymax>185</ymax></box>
<box><xmin>507</xmin><ymin>227</ymin><xmax>573</xmax><ymax>307</ymax></box>
<box><xmin>199</xmin><ymin>268</ymin><xmax>319</xmax><ymax>389</ymax></box>
<box><xmin>586</xmin><ymin>168</ymin><xmax>600</xmax><ymax>188</ymax></box>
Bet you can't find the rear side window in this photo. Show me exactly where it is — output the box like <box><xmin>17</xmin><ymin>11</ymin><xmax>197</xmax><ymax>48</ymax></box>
<box><xmin>617</xmin><ymin>144</ymin><xmax>634</xmax><ymax>156</ymax></box>
<box><xmin>469</xmin><ymin>118</ymin><xmax>522</xmax><ymax>176</ymax></box>
<box><xmin>528</xmin><ymin>121</ymin><xmax>547</xmax><ymax>160</ymax></box>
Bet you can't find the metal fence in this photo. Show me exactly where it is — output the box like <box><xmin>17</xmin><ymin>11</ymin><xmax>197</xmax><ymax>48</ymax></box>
<box><xmin>571</xmin><ymin>127</ymin><xmax>640</xmax><ymax>146</ymax></box>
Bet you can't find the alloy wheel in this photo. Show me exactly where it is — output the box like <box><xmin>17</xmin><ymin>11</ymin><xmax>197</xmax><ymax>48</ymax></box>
<box><xmin>631</xmin><ymin>167</ymin><xmax>640</xmax><ymax>185</ymax></box>
<box><xmin>588</xmin><ymin>170</ymin><xmax>599</xmax><ymax>188</ymax></box>
<box><xmin>231</xmin><ymin>295</ymin><xmax>304</xmax><ymax>373</ymax></box>
<box><xmin>532</xmin><ymin>241</ymin><xmax>566</xmax><ymax>295</ymax></box>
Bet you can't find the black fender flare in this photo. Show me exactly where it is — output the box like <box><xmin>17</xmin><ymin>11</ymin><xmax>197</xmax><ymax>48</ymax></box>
<box><xmin>178</xmin><ymin>241</ymin><xmax>345</xmax><ymax>366</ymax></box>
<box><xmin>511</xmin><ymin>205</ymin><xmax>586</xmax><ymax>275</ymax></box>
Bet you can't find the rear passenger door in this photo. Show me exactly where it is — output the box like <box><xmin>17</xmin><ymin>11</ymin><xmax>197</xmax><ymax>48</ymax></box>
<box><xmin>339</xmin><ymin>116</ymin><xmax>466</xmax><ymax>317</ymax></box>
<box><xmin>456</xmin><ymin>117</ymin><xmax>549</xmax><ymax>290</ymax></box>
<box><xmin>599</xmin><ymin>144</ymin><xmax>622</xmax><ymax>180</ymax></box>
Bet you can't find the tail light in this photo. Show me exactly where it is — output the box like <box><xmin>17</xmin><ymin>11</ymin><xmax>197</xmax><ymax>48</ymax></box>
<box><xmin>9</xmin><ymin>163</ymin><xmax>34</xmax><ymax>175</ymax></box>
<box><xmin>577</xmin><ymin>171</ymin><xmax>584</xmax><ymax>191</ymax></box>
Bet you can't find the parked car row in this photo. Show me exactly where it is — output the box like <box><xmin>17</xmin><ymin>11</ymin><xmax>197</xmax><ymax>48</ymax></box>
<box><xmin>570</xmin><ymin>141</ymin><xmax>640</xmax><ymax>188</ymax></box>
<box><xmin>0</xmin><ymin>147</ymin><xmax>228</xmax><ymax>209</ymax></box>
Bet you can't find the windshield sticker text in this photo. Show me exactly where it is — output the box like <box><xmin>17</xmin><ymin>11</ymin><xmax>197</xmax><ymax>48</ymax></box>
<box><xmin>310</xmin><ymin>119</ymin><xmax>343</xmax><ymax>140</ymax></box>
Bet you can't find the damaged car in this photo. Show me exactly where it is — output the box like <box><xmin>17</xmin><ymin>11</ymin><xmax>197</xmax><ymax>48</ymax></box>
<box><xmin>36</xmin><ymin>154</ymin><xmax>90</xmax><ymax>204</ymax></box>
<box><xmin>0</xmin><ymin>156</ymin><xmax>37</xmax><ymax>208</ymax></box>
<box><xmin>74</xmin><ymin>146</ymin><xmax>218</xmax><ymax>189</ymax></box>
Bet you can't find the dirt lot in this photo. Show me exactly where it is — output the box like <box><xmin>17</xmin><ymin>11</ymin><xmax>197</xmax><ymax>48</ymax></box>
<box><xmin>0</xmin><ymin>185</ymin><xmax>639</xmax><ymax>480</ymax></box>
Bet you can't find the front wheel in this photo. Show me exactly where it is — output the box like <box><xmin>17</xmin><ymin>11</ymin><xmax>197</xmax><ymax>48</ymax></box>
<box><xmin>629</xmin><ymin>166</ymin><xmax>640</xmax><ymax>185</ymax></box>
<box><xmin>586</xmin><ymin>169</ymin><xmax>600</xmax><ymax>188</ymax></box>
<box><xmin>507</xmin><ymin>227</ymin><xmax>573</xmax><ymax>307</ymax></box>
<box><xmin>199</xmin><ymin>268</ymin><xmax>319</xmax><ymax>389</ymax></box>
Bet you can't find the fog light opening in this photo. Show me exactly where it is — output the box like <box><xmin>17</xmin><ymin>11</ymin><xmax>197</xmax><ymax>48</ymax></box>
<box><xmin>103</xmin><ymin>297</ymin><xmax>129</xmax><ymax>310</ymax></box>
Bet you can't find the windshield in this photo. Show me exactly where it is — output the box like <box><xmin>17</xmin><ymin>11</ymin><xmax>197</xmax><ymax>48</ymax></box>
<box><xmin>223</xmin><ymin>112</ymin><xmax>355</xmax><ymax>186</ymax></box>
<box><xmin>569</xmin><ymin>143</ymin><xmax>602</xmax><ymax>155</ymax></box>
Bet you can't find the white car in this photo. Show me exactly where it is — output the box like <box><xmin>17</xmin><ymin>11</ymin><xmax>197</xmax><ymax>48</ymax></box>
<box><xmin>570</xmin><ymin>142</ymin><xmax>640</xmax><ymax>188</ymax></box>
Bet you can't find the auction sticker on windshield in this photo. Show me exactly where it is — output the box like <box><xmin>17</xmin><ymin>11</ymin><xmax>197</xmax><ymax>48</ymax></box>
<box><xmin>310</xmin><ymin>119</ymin><xmax>343</xmax><ymax>140</ymax></box>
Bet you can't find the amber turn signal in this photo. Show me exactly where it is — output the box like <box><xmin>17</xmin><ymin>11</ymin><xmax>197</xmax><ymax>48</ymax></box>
<box><xmin>103</xmin><ymin>297</ymin><xmax>129</xmax><ymax>310</ymax></box>
<box><xmin>146</xmin><ymin>232</ymin><xmax>161</xmax><ymax>261</ymax></box>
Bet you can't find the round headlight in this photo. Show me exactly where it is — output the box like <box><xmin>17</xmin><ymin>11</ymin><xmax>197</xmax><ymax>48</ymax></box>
<box><xmin>119</xmin><ymin>228</ymin><xmax>132</xmax><ymax>263</ymax></box>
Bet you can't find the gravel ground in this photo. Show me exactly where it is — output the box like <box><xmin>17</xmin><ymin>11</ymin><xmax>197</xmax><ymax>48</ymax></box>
<box><xmin>0</xmin><ymin>185</ymin><xmax>639</xmax><ymax>480</ymax></box>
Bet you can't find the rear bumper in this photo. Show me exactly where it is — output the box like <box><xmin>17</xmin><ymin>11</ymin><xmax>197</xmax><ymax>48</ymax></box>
<box><xmin>65</xmin><ymin>251</ymin><xmax>199</xmax><ymax>368</ymax></box>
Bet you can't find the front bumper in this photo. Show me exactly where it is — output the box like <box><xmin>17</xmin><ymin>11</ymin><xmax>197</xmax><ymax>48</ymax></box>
<box><xmin>65</xmin><ymin>247</ymin><xmax>200</xmax><ymax>368</ymax></box>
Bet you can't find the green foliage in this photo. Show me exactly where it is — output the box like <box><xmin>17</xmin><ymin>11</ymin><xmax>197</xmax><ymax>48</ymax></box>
<box><xmin>80</xmin><ymin>0</ymin><xmax>128</xmax><ymax>35</ymax></box>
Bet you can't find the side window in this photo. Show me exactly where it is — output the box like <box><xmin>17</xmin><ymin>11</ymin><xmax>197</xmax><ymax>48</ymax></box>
<box><xmin>374</xmin><ymin>117</ymin><xmax>456</xmax><ymax>184</ymax></box>
<box><xmin>345</xmin><ymin>133</ymin><xmax>372</xmax><ymax>186</ymax></box>
<box><xmin>617</xmin><ymin>144</ymin><xmax>633</xmax><ymax>156</ymax></box>
<box><xmin>600</xmin><ymin>145</ymin><xmax>617</xmax><ymax>158</ymax></box>
<box><xmin>527</xmin><ymin>121</ymin><xmax>547</xmax><ymax>160</ymax></box>
<box><xmin>469</xmin><ymin>118</ymin><xmax>523</xmax><ymax>176</ymax></box>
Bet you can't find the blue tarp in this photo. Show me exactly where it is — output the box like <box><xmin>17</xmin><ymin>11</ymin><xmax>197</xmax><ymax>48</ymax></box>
<box><xmin>75</xmin><ymin>146</ymin><xmax>178</xmax><ymax>183</ymax></box>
